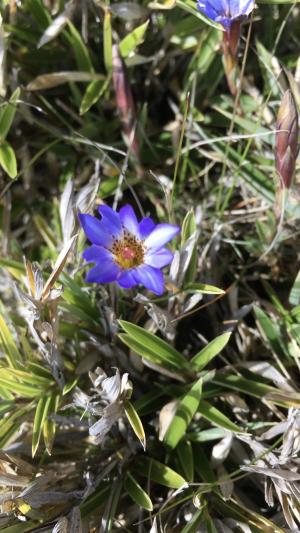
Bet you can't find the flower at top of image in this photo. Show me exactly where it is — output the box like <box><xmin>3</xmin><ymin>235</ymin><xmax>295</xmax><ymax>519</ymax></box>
<box><xmin>79</xmin><ymin>205</ymin><xmax>180</xmax><ymax>296</ymax></box>
<box><xmin>197</xmin><ymin>0</ymin><xmax>255</xmax><ymax>29</ymax></box>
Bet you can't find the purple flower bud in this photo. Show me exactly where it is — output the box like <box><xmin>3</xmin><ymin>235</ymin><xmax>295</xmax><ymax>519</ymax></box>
<box><xmin>197</xmin><ymin>0</ymin><xmax>255</xmax><ymax>29</ymax></box>
<box><xmin>275</xmin><ymin>90</ymin><xmax>299</xmax><ymax>189</ymax></box>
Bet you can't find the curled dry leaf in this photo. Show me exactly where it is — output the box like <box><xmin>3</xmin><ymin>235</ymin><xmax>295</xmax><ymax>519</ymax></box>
<box><xmin>60</xmin><ymin>179</ymin><xmax>75</xmax><ymax>245</ymax></box>
<box><xmin>74</xmin><ymin>368</ymin><xmax>132</xmax><ymax>445</ymax></box>
<box><xmin>41</xmin><ymin>234</ymin><xmax>77</xmax><ymax>301</ymax></box>
<box><xmin>52</xmin><ymin>517</ymin><xmax>69</xmax><ymax>533</ymax></box>
<box><xmin>212</xmin><ymin>431</ymin><xmax>233</xmax><ymax>465</ymax></box>
<box><xmin>26</xmin><ymin>72</ymin><xmax>105</xmax><ymax>91</ymax></box>
<box><xmin>38</xmin><ymin>1</ymin><xmax>76</xmax><ymax>48</ymax></box>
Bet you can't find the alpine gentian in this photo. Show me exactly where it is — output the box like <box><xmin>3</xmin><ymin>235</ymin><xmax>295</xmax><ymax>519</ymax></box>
<box><xmin>197</xmin><ymin>0</ymin><xmax>255</xmax><ymax>29</ymax></box>
<box><xmin>197</xmin><ymin>0</ymin><xmax>255</xmax><ymax>96</ymax></box>
<box><xmin>79</xmin><ymin>205</ymin><xmax>180</xmax><ymax>295</ymax></box>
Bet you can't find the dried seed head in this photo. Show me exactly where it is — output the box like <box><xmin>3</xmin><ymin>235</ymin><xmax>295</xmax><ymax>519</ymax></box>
<box><xmin>275</xmin><ymin>90</ymin><xmax>299</xmax><ymax>189</ymax></box>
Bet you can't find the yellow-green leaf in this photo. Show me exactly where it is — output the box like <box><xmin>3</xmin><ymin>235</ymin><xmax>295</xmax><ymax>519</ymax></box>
<box><xmin>164</xmin><ymin>377</ymin><xmax>202</xmax><ymax>449</ymax></box>
<box><xmin>43</xmin><ymin>394</ymin><xmax>60</xmax><ymax>455</ymax></box>
<box><xmin>119</xmin><ymin>20</ymin><xmax>149</xmax><ymax>58</ymax></box>
<box><xmin>191</xmin><ymin>332</ymin><xmax>231</xmax><ymax>371</ymax></box>
<box><xmin>125</xmin><ymin>400</ymin><xmax>146</xmax><ymax>450</ymax></box>
<box><xmin>119</xmin><ymin>320</ymin><xmax>188</xmax><ymax>371</ymax></box>
<box><xmin>177</xmin><ymin>440</ymin><xmax>194</xmax><ymax>482</ymax></box>
<box><xmin>103</xmin><ymin>9</ymin><xmax>113</xmax><ymax>73</ymax></box>
<box><xmin>198</xmin><ymin>400</ymin><xmax>241</xmax><ymax>433</ymax></box>
<box><xmin>134</xmin><ymin>456</ymin><xmax>187</xmax><ymax>489</ymax></box>
<box><xmin>0</xmin><ymin>88</ymin><xmax>20</xmax><ymax>140</ymax></box>
<box><xmin>80</xmin><ymin>79</ymin><xmax>107</xmax><ymax>115</ymax></box>
<box><xmin>0</xmin><ymin>313</ymin><xmax>22</xmax><ymax>368</ymax></box>
<box><xmin>0</xmin><ymin>140</ymin><xmax>17</xmax><ymax>178</ymax></box>
<box><xmin>124</xmin><ymin>472</ymin><xmax>153</xmax><ymax>511</ymax></box>
<box><xmin>185</xmin><ymin>283</ymin><xmax>225</xmax><ymax>295</ymax></box>
<box><xmin>32</xmin><ymin>396</ymin><xmax>52</xmax><ymax>457</ymax></box>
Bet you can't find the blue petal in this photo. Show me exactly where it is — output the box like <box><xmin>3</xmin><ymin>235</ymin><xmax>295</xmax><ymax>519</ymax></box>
<box><xmin>82</xmin><ymin>245</ymin><xmax>113</xmax><ymax>264</ymax></box>
<box><xmin>144</xmin><ymin>247</ymin><xmax>173</xmax><ymax>268</ymax></box>
<box><xmin>197</xmin><ymin>0</ymin><xmax>221</xmax><ymax>20</ymax></box>
<box><xmin>228</xmin><ymin>0</ymin><xmax>240</xmax><ymax>16</ymax></box>
<box><xmin>117</xmin><ymin>269</ymin><xmax>137</xmax><ymax>289</ymax></box>
<box><xmin>238</xmin><ymin>0</ymin><xmax>254</xmax><ymax>16</ymax></box>
<box><xmin>79</xmin><ymin>213</ymin><xmax>112</xmax><ymax>247</ymax></box>
<box><xmin>133</xmin><ymin>265</ymin><xmax>164</xmax><ymax>295</ymax></box>
<box><xmin>98</xmin><ymin>205</ymin><xmax>122</xmax><ymax>239</ymax></box>
<box><xmin>138</xmin><ymin>217</ymin><xmax>155</xmax><ymax>239</ymax></box>
<box><xmin>144</xmin><ymin>224</ymin><xmax>180</xmax><ymax>250</ymax></box>
<box><xmin>85</xmin><ymin>262</ymin><xmax>120</xmax><ymax>283</ymax></box>
<box><xmin>119</xmin><ymin>205</ymin><xmax>139</xmax><ymax>235</ymax></box>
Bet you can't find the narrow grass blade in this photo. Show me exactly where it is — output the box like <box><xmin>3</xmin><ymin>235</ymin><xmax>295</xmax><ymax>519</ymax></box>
<box><xmin>32</xmin><ymin>395</ymin><xmax>52</xmax><ymax>457</ymax></box>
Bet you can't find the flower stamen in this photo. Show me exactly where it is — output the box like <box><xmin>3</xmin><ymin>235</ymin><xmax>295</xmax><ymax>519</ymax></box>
<box><xmin>111</xmin><ymin>230</ymin><xmax>144</xmax><ymax>270</ymax></box>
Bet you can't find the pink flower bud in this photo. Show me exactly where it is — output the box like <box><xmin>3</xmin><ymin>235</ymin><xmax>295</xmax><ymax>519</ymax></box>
<box><xmin>222</xmin><ymin>21</ymin><xmax>241</xmax><ymax>97</ymax></box>
<box><xmin>275</xmin><ymin>90</ymin><xmax>299</xmax><ymax>189</ymax></box>
<box><xmin>112</xmin><ymin>44</ymin><xmax>140</xmax><ymax>162</ymax></box>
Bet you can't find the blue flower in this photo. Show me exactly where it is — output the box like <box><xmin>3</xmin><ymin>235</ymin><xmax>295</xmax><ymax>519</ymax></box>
<box><xmin>197</xmin><ymin>0</ymin><xmax>254</xmax><ymax>29</ymax></box>
<box><xmin>79</xmin><ymin>205</ymin><xmax>180</xmax><ymax>296</ymax></box>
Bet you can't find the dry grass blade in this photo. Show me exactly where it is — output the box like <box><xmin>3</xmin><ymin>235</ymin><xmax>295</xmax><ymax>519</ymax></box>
<box><xmin>41</xmin><ymin>234</ymin><xmax>77</xmax><ymax>301</ymax></box>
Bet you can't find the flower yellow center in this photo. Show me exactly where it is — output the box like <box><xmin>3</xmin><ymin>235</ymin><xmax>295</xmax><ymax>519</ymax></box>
<box><xmin>111</xmin><ymin>231</ymin><xmax>144</xmax><ymax>269</ymax></box>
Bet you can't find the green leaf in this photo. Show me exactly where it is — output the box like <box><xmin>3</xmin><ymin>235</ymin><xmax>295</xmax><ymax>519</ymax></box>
<box><xmin>103</xmin><ymin>9</ymin><xmax>113</xmax><ymax>73</ymax></box>
<box><xmin>177</xmin><ymin>440</ymin><xmax>194</xmax><ymax>482</ymax></box>
<box><xmin>181</xmin><ymin>209</ymin><xmax>197</xmax><ymax>284</ymax></box>
<box><xmin>212</xmin><ymin>373</ymin><xmax>279</xmax><ymax>399</ymax></box>
<box><xmin>164</xmin><ymin>377</ymin><xmax>202</xmax><ymax>449</ymax></box>
<box><xmin>254</xmin><ymin>306</ymin><xmax>288</xmax><ymax>358</ymax></box>
<box><xmin>26</xmin><ymin>0</ymin><xmax>51</xmax><ymax>30</ymax></box>
<box><xmin>1</xmin><ymin>368</ymin><xmax>51</xmax><ymax>387</ymax></box>
<box><xmin>119</xmin><ymin>20</ymin><xmax>149</xmax><ymax>58</ymax></box>
<box><xmin>191</xmin><ymin>332</ymin><xmax>231</xmax><ymax>372</ymax></box>
<box><xmin>0</xmin><ymin>314</ymin><xmax>22</xmax><ymax>369</ymax></box>
<box><xmin>181</xmin><ymin>209</ymin><xmax>197</xmax><ymax>244</ymax></box>
<box><xmin>124</xmin><ymin>472</ymin><xmax>153</xmax><ymax>511</ymax></box>
<box><xmin>185</xmin><ymin>283</ymin><xmax>225</xmax><ymax>295</ymax></box>
<box><xmin>198</xmin><ymin>400</ymin><xmax>241</xmax><ymax>432</ymax></box>
<box><xmin>134</xmin><ymin>456</ymin><xmax>187</xmax><ymax>489</ymax></box>
<box><xmin>32</xmin><ymin>395</ymin><xmax>52</xmax><ymax>457</ymax></box>
<box><xmin>0</xmin><ymin>140</ymin><xmax>17</xmax><ymax>178</ymax></box>
<box><xmin>188</xmin><ymin>427</ymin><xmax>227</xmax><ymax>442</ymax></box>
<box><xmin>289</xmin><ymin>270</ymin><xmax>300</xmax><ymax>306</ymax></box>
<box><xmin>124</xmin><ymin>400</ymin><xmax>146</xmax><ymax>450</ymax></box>
<box><xmin>66</xmin><ymin>22</ymin><xmax>93</xmax><ymax>72</ymax></box>
<box><xmin>62</xmin><ymin>378</ymin><xmax>78</xmax><ymax>395</ymax></box>
<box><xmin>256</xmin><ymin>40</ymin><xmax>281</xmax><ymax>98</ymax></box>
<box><xmin>193</xmin><ymin>444</ymin><xmax>216</xmax><ymax>482</ymax></box>
<box><xmin>43</xmin><ymin>394</ymin><xmax>59</xmax><ymax>455</ymax></box>
<box><xmin>80</xmin><ymin>79</ymin><xmax>107</xmax><ymax>115</ymax></box>
<box><xmin>61</xmin><ymin>273</ymin><xmax>99</xmax><ymax>322</ymax></box>
<box><xmin>119</xmin><ymin>320</ymin><xmax>188</xmax><ymax>371</ymax></box>
<box><xmin>181</xmin><ymin>510</ymin><xmax>203</xmax><ymax>533</ymax></box>
<box><xmin>0</xmin><ymin>88</ymin><xmax>21</xmax><ymax>141</ymax></box>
